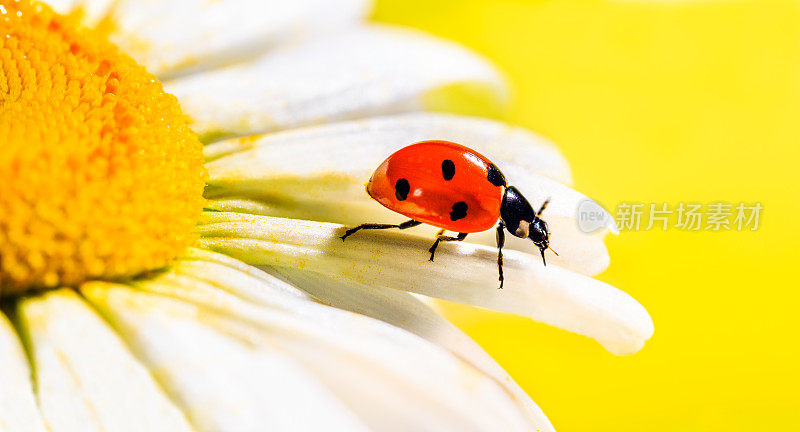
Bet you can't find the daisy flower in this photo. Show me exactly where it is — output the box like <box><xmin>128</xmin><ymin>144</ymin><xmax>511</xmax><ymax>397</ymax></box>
<box><xmin>0</xmin><ymin>1</ymin><xmax>654</xmax><ymax>431</ymax></box>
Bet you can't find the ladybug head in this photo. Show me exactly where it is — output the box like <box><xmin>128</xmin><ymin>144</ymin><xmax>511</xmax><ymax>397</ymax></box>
<box><xmin>500</xmin><ymin>186</ymin><xmax>557</xmax><ymax>265</ymax></box>
<box><xmin>528</xmin><ymin>217</ymin><xmax>557</xmax><ymax>264</ymax></box>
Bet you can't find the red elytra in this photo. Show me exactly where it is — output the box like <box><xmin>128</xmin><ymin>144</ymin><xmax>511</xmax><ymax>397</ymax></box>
<box><xmin>366</xmin><ymin>140</ymin><xmax>504</xmax><ymax>233</ymax></box>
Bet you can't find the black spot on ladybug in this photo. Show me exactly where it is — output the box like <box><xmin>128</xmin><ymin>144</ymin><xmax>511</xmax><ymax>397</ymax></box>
<box><xmin>395</xmin><ymin>178</ymin><xmax>410</xmax><ymax>201</ymax></box>
<box><xmin>441</xmin><ymin>159</ymin><xmax>455</xmax><ymax>181</ymax></box>
<box><xmin>487</xmin><ymin>163</ymin><xmax>506</xmax><ymax>187</ymax></box>
<box><xmin>449</xmin><ymin>201</ymin><xmax>468</xmax><ymax>221</ymax></box>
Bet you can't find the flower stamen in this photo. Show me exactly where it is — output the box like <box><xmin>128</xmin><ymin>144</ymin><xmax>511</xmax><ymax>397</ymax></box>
<box><xmin>0</xmin><ymin>1</ymin><xmax>206</xmax><ymax>293</ymax></box>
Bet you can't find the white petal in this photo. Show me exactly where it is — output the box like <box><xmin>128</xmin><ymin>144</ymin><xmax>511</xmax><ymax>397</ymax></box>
<box><xmin>204</xmin><ymin>113</ymin><xmax>572</xmax><ymax>183</ymax></box>
<box><xmin>206</xmin><ymin>143</ymin><xmax>609</xmax><ymax>275</ymax></box>
<box><xmin>47</xmin><ymin>0</ymin><xmax>114</xmax><ymax>27</ymax></box>
<box><xmin>109</xmin><ymin>266</ymin><xmax>538</xmax><ymax>431</ymax></box>
<box><xmin>268</xmin><ymin>267</ymin><xmax>555</xmax><ymax>431</ymax></box>
<box><xmin>184</xmin><ymin>247</ymin><xmax>313</xmax><ymax>302</ymax></box>
<box><xmin>0</xmin><ymin>312</ymin><xmax>47</xmax><ymax>432</ymax></box>
<box><xmin>167</xmin><ymin>26</ymin><xmax>507</xmax><ymax>139</ymax></box>
<box><xmin>19</xmin><ymin>289</ymin><xmax>194</xmax><ymax>432</ymax></box>
<box><xmin>84</xmin><ymin>281</ymin><xmax>537</xmax><ymax>431</ymax></box>
<box><xmin>108</xmin><ymin>0</ymin><xmax>371</xmax><ymax>77</ymax></box>
<box><xmin>198</xmin><ymin>213</ymin><xmax>654</xmax><ymax>355</ymax></box>
<box><xmin>81</xmin><ymin>282</ymin><xmax>371</xmax><ymax>432</ymax></box>
<box><xmin>177</xmin><ymin>248</ymin><xmax>550</xmax><ymax>431</ymax></box>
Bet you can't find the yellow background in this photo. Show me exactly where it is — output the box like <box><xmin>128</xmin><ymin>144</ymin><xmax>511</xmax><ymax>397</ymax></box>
<box><xmin>375</xmin><ymin>0</ymin><xmax>799</xmax><ymax>430</ymax></box>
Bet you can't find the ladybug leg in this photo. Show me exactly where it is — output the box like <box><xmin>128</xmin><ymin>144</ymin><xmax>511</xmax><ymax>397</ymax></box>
<box><xmin>496</xmin><ymin>223</ymin><xmax>505</xmax><ymax>289</ymax></box>
<box><xmin>340</xmin><ymin>219</ymin><xmax>421</xmax><ymax>241</ymax></box>
<box><xmin>536</xmin><ymin>198</ymin><xmax>551</xmax><ymax>216</ymax></box>
<box><xmin>426</xmin><ymin>230</ymin><xmax>445</xmax><ymax>260</ymax></box>
<box><xmin>428</xmin><ymin>231</ymin><xmax>468</xmax><ymax>262</ymax></box>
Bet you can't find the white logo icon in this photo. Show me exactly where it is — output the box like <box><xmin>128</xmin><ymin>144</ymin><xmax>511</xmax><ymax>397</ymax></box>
<box><xmin>576</xmin><ymin>199</ymin><xmax>614</xmax><ymax>233</ymax></box>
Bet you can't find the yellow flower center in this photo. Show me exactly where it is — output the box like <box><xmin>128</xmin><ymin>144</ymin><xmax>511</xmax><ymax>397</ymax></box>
<box><xmin>0</xmin><ymin>1</ymin><xmax>206</xmax><ymax>294</ymax></box>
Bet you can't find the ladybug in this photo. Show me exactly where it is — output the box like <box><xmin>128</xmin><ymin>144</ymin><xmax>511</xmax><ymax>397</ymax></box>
<box><xmin>341</xmin><ymin>140</ymin><xmax>557</xmax><ymax>288</ymax></box>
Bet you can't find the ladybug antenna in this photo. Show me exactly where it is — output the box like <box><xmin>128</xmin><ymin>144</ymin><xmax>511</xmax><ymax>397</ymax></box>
<box><xmin>548</xmin><ymin>246</ymin><xmax>559</xmax><ymax>256</ymax></box>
